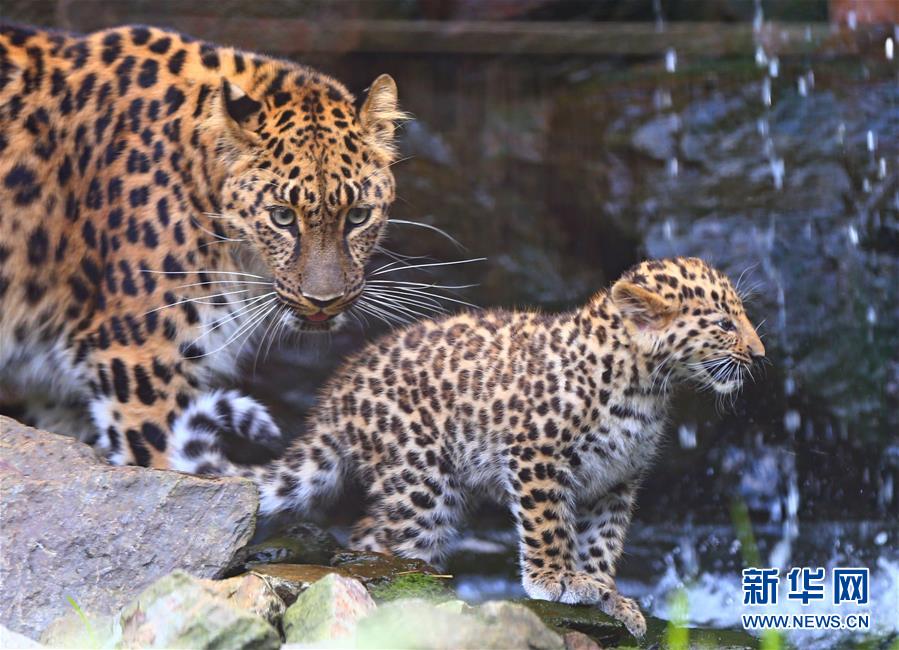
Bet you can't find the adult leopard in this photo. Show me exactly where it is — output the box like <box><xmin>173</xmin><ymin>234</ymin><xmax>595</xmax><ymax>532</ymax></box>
<box><xmin>0</xmin><ymin>23</ymin><xmax>406</xmax><ymax>467</ymax></box>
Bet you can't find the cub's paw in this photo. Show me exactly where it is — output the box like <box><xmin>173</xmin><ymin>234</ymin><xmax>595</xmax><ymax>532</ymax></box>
<box><xmin>601</xmin><ymin>592</ymin><xmax>646</xmax><ymax>639</ymax></box>
<box><xmin>523</xmin><ymin>570</ymin><xmax>612</xmax><ymax>604</ymax></box>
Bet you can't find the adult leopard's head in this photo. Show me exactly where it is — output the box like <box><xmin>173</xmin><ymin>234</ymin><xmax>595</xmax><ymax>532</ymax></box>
<box><xmin>611</xmin><ymin>257</ymin><xmax>765</xmax><ymax>394</ymax></box>
<box><xmin>212</xmin><ymin>66</ymin><xmax>405</xmax><ymax>329</ymax></box>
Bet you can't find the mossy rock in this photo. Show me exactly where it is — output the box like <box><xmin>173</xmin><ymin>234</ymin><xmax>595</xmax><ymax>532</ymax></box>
<box><xmin>518</xmin><ymin>599</ymin><xmax>758</xmax><ymax>649</ymax></box>
<box><xmin>367</xmin><ymin>572</ymin><xmax>454</xmax><ymax>603</ymax></box>
<box><xmin>517</xmin><ymin>600</ymin><xmax>631</xmax><ymax>647</ymax></box>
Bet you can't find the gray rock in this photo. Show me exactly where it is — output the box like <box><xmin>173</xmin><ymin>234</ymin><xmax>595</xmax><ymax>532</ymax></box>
<box><xmin>631</xmin><ymin>114</ymin><xmax>680</xmax><ymax>161</ymax></box>
<box><xmin>198</xmin><ymin>574</ymin><xmax>286</xmax><ymax>628</ymax></box>
<box><xmin>0</xmin><ymin>624</ymin><xmax>44</xmax><ymax>648</ymax></box>
<box><xmin>116</xmin><ymin>571</ymin><xmax>279</xmax><ymax>649</ymax></box>
<box><xmin>0</xmin><ymin>417</ymin><xmax>258</xmax><ymax>639</ymax></box>
<box><xmin>352</xmin><ymin>598</ymin><xmax>565</xmax><ymax>650</ymax></box>
<box><xmin>43</xmin><ymin>571</ymin><xmax>282</xmax><ymax>649</ymax></box>
<box><xmin>282</xmin><ymin>573</ymin><xmax>376</xmax><ymax>644</ymax></box>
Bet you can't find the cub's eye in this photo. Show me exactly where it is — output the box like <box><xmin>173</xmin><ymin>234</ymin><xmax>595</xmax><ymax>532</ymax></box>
<box><xmin>346</xmin><ymin>207</ymin><xmax>372</xmax><ymax>228</ymax></box>
<box><xmin>717</xmin><ymin>318</ymin><xmax>736</xmax><ymax>332</ymax></box>
<box><xmin>268</xmin><ymin>206</ymin><xmax>296</xmax><ymax>228</ymax></box>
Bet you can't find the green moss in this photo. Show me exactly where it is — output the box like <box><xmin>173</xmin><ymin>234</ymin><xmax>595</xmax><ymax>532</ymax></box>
<box><xmin>367</xmin><ymin>572</ymin><xmax>454</xmax><ymax>603</ymax></box>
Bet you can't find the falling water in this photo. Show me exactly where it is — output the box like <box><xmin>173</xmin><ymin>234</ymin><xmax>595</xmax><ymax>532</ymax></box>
<box><xmin>665</xmin><ymin>48</ymin><xmax>677</xmax><ymax>73</ymax></box>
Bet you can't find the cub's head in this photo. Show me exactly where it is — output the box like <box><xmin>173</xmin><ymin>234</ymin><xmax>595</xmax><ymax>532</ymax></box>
<box><xmin>213</xmin><ymin>67</ymin><xmax>405</xmax><ymax>329</ymax></box>
<box><xmin>611</xmin><ymin>257</ymin><xmax>765</xmax><ymax>394</ymax></box>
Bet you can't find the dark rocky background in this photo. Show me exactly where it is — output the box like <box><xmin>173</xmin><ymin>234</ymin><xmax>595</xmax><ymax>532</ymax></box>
<box><xmin>2</xmin><ymin>1</ymin><xmax>897</xmax><ymax>641</ymax></box>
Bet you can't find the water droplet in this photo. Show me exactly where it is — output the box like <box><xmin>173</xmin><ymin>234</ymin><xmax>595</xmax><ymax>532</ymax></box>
<box><xmin>761</xmin><ymin>77</ymin><xmax>772</xmax><ymax>107</ymax></box>
<box><xmin>797</xmin><ymin>76</ymin><xmax>808</xmax><ymax>96</ymax></box>
<box><xmin>880</xmin><ymin>474</ymin><xmax>894</xmax><ymax>507</ymax></box>
<box><xmin>866</xmin><ymin>305</ymin><xmax>877</xmax><ymax>325</ymax></box>
<box><xmin>653</xmin><ymin>88</ymin><xmax>672</xmax><ymax>110</ymax></box>
<box><xmin>755</xmin><ymin>45</ymin><xmax>768</xmax><ymax>67</ymax></box>
<box><xmin>665</xmin><ymin>48</ymin><xmax>677</xmax><ymax>73</ymax></box>
<box><xmin>768</xmin><ymin>57</ymin><xmax>780</xmax><ymax>78</ymax></box>
<box><xmin>887</xmin><ymin>37</ymin><xmax>895</xmax><ymax>60</ymax></box>
<box><xmin>756</xmin><ymin>118</ymin><xmax>769</xmax><ymax>137</ymax></box>
<box><xmin>784</xmin><ymin>375</ymin><xmax>796</xmax><ymax>396</ymax></box>
<box><xmin>874</xmin><ymin>531</ymin><xmax>888</xmax><ymax>545</ymax></box>
<box><xmin>837</xmin><ymin>122</ymin><xmax>846</xmax><ymax>144</ymax></box>
<box><xmin>663</xmin><ymin>218</ymin><xmax>674</xmax><ymax>240</ymax></box>
<box><xmin>863</xmin><ymin>177</ymin><xmax>872</xmax><ymax>193</ymax></box>
<box><xmin>867</xmin><ymin>130</ymin><xmax>877</xmax><ymax>152</ymax></box>
<box><xmin>847</xmin><ymin>10</ymin><xmax>857</xmax><ymax>30</ymax></box>
<box><xmin>878</xmin><ymin>157</ymin><xmax>887</xmax><ymax>179</ymax></box>
<box><xmin>770</xmin><ymin>158</ymin><xmax>785</xmax><ymax>190</ymax></box>
<box><xmin>784</xmin><ymin>410</ymin><xmax>801</xmax><ymax>433</ymax></box>
<box><xmin>678</xmin><ymin>423</ymin><xmax>697</xmax><ymax>449</ymax></box>
<box><xmin>847</xmin><ymin>224</ymin><xmax>859</xmax><ymax>245</ymax></box>
<box><xmin>667</xmin><ymin>157</ymin><xmax>679</xmax><ymax>178</ymax></box>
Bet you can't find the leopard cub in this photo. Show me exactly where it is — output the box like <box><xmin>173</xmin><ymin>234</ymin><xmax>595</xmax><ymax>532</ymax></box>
<box><xmin>176</xmin><ymin>256</ymin><xmax>765</xmax><ymax>637</ymax></box>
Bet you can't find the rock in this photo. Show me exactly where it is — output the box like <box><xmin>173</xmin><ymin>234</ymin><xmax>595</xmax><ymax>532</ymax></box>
<box><xmin>247</xmin><ymin>564</ymin><xmax>339</xmax><ymax>605</ymax></box>
<box><xmin>0</xmin><ymin>417</ymin><xmax>258</xmax><ymax>638</ymax></box>
<box><xmin>40</xmin><ymin>610</ymin><xmax>119</xmax><ymax>649</ymax></box>
<box><xmin>353</xmin><ymin>598</ymin><xmax>565</xmax><ymax>650</ymax></box>
<box><xmin>366</xmin><ymin>571</ymin><xmax>454</xmax><ymax>602</ymax></box>
<box><xmin>520</xmin><ymin>600</ymin><xmax>757</xmax><ymax>650</ymax></box>
<box><xmin>0</xmin><ymin>624</ymin><xmax>44</xmax><ymax>648</ymax></box>
<box><xmin>563</xmin><ymin>630</ymin><xmax>603</xmax><ymax>650</ymax></box>
<box><xmin>247</xmin><ymin>551</ymin><xmax>444</xmax><ymax>606</ymax></box>
<box><xmin>477</xmin><ymin>601</ymin><xmax>566</xmax><ymax>649</ymax></box>
<box><xmin>282</xmin><ymin>573</ymin><xmax>376</xmax><ymax>644</ymax></box>
<box><xmin>330</xmin><ymin>550</ymin><xmax>438</xmax><ymax>585</ymax></box>
<box><xmin>40</xmin><ymin>572</ymin><xmax>281</xmax><ymax>649</ymax></box>
<box><xmin>631</xmin><ymin>114</ymin><xmax>679</xmax><ymax>161</ymax></box>
<box><xmin>225</xmin><ymin>523</ymin><xmax>340</xmax><ymax>575</ymax></box>
<box><xmin>517</xmin><ymin>600</ymin><xmax>628</xmax><ymax>647</ymax></box>
<box><xmin>198</xmin><ymin>573</ymin><xmax>285</xmax><ymax>628</ymax></box>
<box><xmin>435</xmin><ymin>599</ymin><xmax>472</xmax><ymax>615</ymax></box>
<box><xmin>117</xmin><ymin>571</ymin><xmax>279</xmax><ymax>650</ymax></box>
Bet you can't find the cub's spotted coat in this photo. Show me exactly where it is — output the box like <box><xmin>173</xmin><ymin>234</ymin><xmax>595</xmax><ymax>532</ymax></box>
<box><xmin>177</xmin><ymin>257</ymin><xmax>766</xmax><ymax>637</ymax></box>
<box><xmin>0</xmin><ymin>24</ymin><xmax>405</xmax><ymax>466</ymax></box>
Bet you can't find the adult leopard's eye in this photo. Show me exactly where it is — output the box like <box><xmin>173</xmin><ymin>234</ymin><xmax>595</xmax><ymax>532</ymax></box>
<box><xmin>717</xmin><ymin>318</ymin><xmax>736</xmax><ymax>332</ymax></box>
<box><xmin>346</xmin><ymin>207</ymin><xmax>372</xmax><ymax>228</ymax></box>
<box><xmin>268</xmin><ymin>206</ymin><xmax>295</xmax><ymax>228</ymax></box>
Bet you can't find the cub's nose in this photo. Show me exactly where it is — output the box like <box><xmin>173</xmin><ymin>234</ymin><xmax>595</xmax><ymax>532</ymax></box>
<box><xmin>739</xmin><ymin>315</ymin><xmax>766</xmax><ymax>359</ymax></box>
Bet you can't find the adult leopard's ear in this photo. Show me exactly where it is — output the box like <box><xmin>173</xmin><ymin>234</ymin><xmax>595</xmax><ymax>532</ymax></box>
<box><xmin>360</xmin><ymin>74</ymin><xmax>407</xmax><ymax>161</ymax></box>
<box><xmin>611</xmin><ymin>281</ymin><xmax>674</xmax><ymax>328</ymax></box>
<box><xmin>220</xmin><ymin>78</ymin><xmax>262</xmax><ymax>139</ymax></box>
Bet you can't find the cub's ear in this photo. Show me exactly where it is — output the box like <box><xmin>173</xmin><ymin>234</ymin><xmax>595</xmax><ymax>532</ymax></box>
<box><xmin>611</xmin><ymin>281</ymin><xmax>674</xmax><ymax>328</ymax></box>
<box><xmin>360</xmin><ymin>74</ymin><xmax>406</xmax><ymax>160</ymax></box>
<box><xmin>221</xmin><ymin>78</ymin><xmax>262</xmax><ymax>130</ymax></box>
